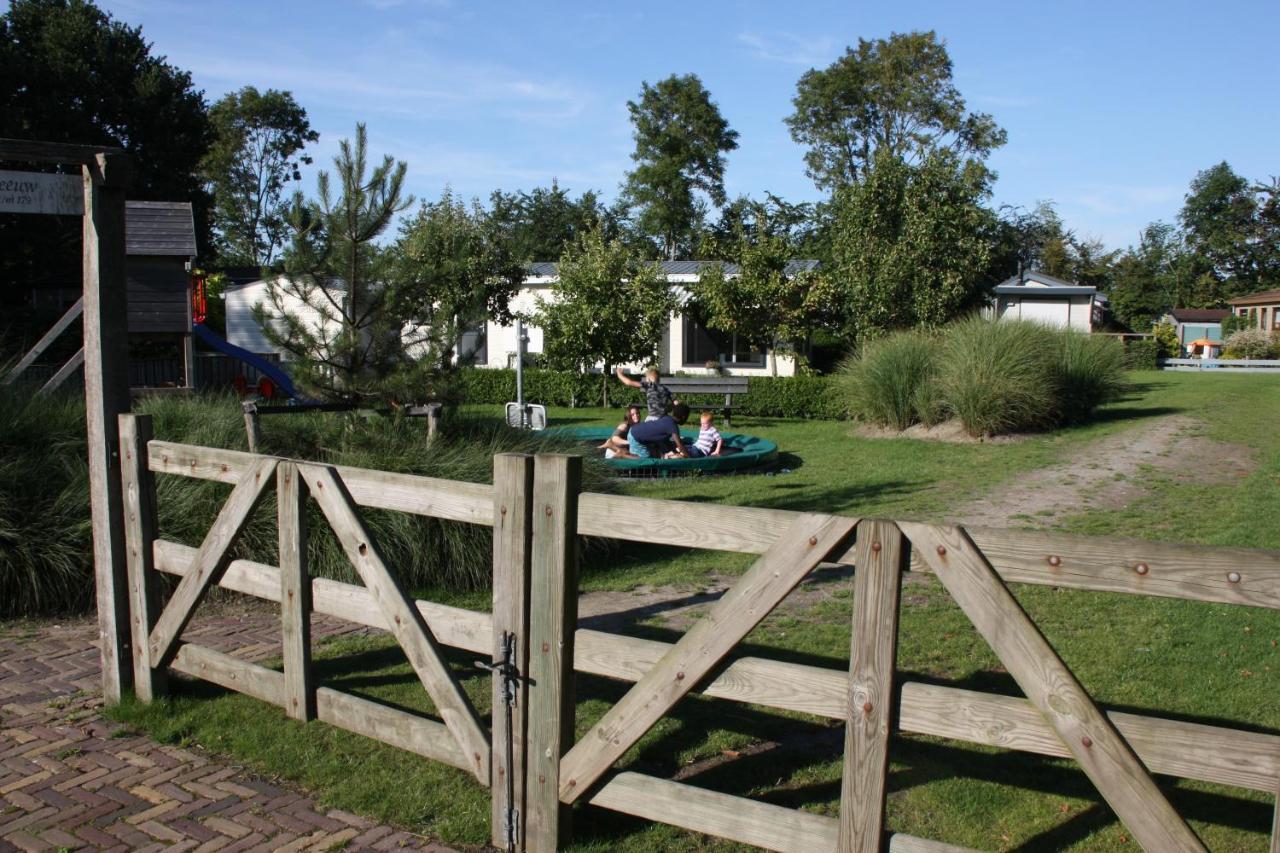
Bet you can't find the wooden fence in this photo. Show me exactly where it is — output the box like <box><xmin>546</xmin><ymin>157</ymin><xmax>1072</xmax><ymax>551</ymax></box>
<box><xmin>116</xmin><ymin>414</ymin><xmax>1280</xmax><ymax>852</ymax></box>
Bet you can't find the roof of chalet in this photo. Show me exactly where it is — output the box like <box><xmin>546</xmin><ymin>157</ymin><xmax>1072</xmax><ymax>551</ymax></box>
<box><xmin>1168</xmin><ymin>308</ymin><xmax>1230</xmax><ymax>323</ymax></box>
<box><xmin>1227</xmin><ymin>289</ymin><xmax>1280</xmax><ymax>306</ymax></box>
<box><xmin>126</xmin><ymin>201</ymin><xmax>196</xmax><ymax>258</ymax></box>
<box><xmin>525</xmin><ymin>259</ymin><xmax>820</xmax><ymax>278</ymax></box>
<box><xmin>993</xmin><ymin>269</ymin><xmax>1096</xmax><ymax>297</ymax></box>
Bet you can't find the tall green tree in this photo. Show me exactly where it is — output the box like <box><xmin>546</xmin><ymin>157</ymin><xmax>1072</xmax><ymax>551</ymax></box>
<box><xmin>786</xmin><ymin>31</ymin><xmax>1005</xmax><ymax>192</ymax></box>
<box><xmin>395</xmin><ymin>189</ymin><xmax>526</xmax><ymax>371</ymax></box>
<box><xmin>488</xmin><ymin>180</ymin><xmax>616</xmax><ymax>262</ymax></box>
<box><xmin>700</xmin><ymin>193</ymin><xmax>823</xmax><ymax>261</ymax></box>
<box><xmin>829</xmin><ymin>150</ymin><xmax>994</xmax><ymax>341</ymax></box>
<box><xmin>534</xmin><ymin>228</ymin><xmax>675</xmax><ymax>404</ymax></box>
<box><xmin>1107</xmin><ymin>222</ymin><xmax>1193</xmax><ymax>329</ymax></box>
<box><xmin>0</xmin><ymin>0</ymin><xmax>211</xmax><ymax>289</ymax></box>
<box><xmin>1180</xmin><ymin>161</ymin><xmax>1259</xmax><ymax>298</ymax></box>
<box><xmin>258</xmin><ymin>124</ymin><xmax>413</xmax><ymax>402</ymax></box>
<box><xmin>623</xmin><ymin>74</ymin><xmax>739</xmax><ymax>259</ymax></box>
<box><xmin>202</xmin><ymin>87</ymin><xmax>318</xmax><ymax>267</ymax></box>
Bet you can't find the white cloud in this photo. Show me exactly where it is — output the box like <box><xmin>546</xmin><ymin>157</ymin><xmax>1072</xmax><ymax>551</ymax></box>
<box><xmin>737</xmin><ymin>32</ymin><xmax>836</xmax><ymax>67</ymax></box>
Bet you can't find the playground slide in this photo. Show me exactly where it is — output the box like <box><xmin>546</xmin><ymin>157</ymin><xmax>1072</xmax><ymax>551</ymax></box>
<box><xmin>192</xmin><ymin>322</ymin><xmax>300</xmax><ymax>400</ymax></box>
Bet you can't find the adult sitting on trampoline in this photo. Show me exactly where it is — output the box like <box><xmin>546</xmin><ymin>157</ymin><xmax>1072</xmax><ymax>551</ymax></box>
<box><xmin>620</xmin><ymin>402</ymin><xmax>692</xmax><ymax>459</ymax></box>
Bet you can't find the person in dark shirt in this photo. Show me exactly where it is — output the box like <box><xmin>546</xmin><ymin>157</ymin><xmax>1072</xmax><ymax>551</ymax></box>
<box><xmin>626</xmin><ymin>403</ymin><xmax>691</xmax><ymax>458</ymax></box>
<box><xmin>614</xmin><ymin>366</ymin><xmax>674</xmax><ymax>420</ymax></box>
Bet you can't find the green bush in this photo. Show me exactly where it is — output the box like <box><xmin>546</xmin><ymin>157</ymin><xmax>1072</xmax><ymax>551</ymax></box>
<box><xmin>1122</xmin><ymin>337</ymin><xmax>1160</xmax><ymax>370</ymax></box>
<box><xmin>1053</xmin><ymin>331</ymin><xmax>1128</xmax><ymax>424</ymax></box>
<box><xmin>1222</xmin><ymin>328</ymin><xmax>1277</xmax><ymax>360</ymax></box>
<box><xmin>0</xmin><ymin>390</ymin><xmax>614</xmax><ymax>616</ymax></box>
<box><xmin>458</xmin><ymin>368</ymin><xmax>845</xmax><ymax>419</ymax></box>
<box><xmin>939</xmin><ymin>317</ymin><xmax>1059</xmax><ymax>437</ymax></box>
<box><xmin>837</xmin><ymin>331</ymin><xmax>941</xmax><ymax>430</ymax></box>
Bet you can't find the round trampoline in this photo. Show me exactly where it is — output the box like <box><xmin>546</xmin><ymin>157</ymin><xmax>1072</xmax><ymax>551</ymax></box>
<box><xmin>555</xmin><ymin>426</ymin><xmax>778</xmax><ymax>476</ymax></box>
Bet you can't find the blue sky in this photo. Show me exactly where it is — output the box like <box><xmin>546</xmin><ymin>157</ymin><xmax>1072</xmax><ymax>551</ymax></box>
<box><xmin>96</xmin><ymin>0</ymin><xmax>1280</xmax><ymax>251</ymax></box>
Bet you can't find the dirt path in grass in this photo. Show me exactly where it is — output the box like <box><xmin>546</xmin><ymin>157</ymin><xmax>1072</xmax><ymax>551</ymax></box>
<box><xmin>946</xmin><ymin>414</ymin><xmax>1255</xmax><ymax>529</ymax></box>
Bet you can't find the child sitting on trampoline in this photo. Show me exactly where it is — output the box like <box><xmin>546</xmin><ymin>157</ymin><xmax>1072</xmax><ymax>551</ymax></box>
<box><xmin>599</xmin><ymin>404</ymin><xmax>643</xmax><ymax>458</ymax></box>
<box><xmin>666</xmin><ymin>410</ymin><xmax>722</xmax><ymax>459</ymax></box>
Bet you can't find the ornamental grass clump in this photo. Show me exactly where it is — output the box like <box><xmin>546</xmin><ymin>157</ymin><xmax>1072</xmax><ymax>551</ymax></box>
<box><xmin>0</xmin><ymin>390</ymin><xmax>613</xmax><ymax>616</ymax></box>
<box><xmin>1053</xmin><ymin>330</ymin><xmax>1128</xmax><ymax>424</ymax></box>
<box><xmin>939</xmin><ymin>316</ymin><xmax>1058</xmax><ymax>438</ymax></box>
<box><xmin>838</xmin><ymin>330</ymin><xmax>941</xmax><ymax>430</ymax></box>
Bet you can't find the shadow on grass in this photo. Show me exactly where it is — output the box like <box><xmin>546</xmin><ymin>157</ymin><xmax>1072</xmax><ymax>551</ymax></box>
<box><xmin>1089</xmin><ymin>404</ymin><xmax>1185</xmax><ymax>425</ymax></box>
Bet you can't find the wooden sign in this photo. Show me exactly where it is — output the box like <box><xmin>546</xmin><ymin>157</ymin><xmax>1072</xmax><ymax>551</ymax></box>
<box><xmin>0</xmin><ymin>169</ymin><xmax>83</xmax><ymax>215</ymax></box>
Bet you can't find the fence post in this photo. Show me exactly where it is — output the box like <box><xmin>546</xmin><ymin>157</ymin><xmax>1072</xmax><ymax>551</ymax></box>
<box><xmin>838</xmin><ymin>519</ymin><xmax>904</xmax><ymax>853</ymax></box>
<box><xmin>119</xmin><ymin>413</ymin><xmax>165</xmax><ymax>702</ymax></box>
<box><xmin>491</xmin><ymin>454</ymin><xmax>534</xmax><ymax>851</ymax></box>
<box><xmin>278</xmin><ymin>461</ymin><xmax>314</xmax><ymax>721</ymax></box>
<box><xmin>243</xmin><ymin>401</ymin><xmax>261</xmax><ymax>453</ymax></box>
<box><xmin>525</xmin><ymin>454</ymin><xmax>581</xmax><ymax>853</ymax></box>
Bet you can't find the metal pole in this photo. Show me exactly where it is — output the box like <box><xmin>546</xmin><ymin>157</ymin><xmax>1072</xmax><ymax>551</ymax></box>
<box><xmin>515</xmin><ymin>319</ymin><xmax>528</xmax><ymax>429</ymax></box>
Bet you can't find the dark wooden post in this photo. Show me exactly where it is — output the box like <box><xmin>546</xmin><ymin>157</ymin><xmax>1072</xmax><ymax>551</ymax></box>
<box><xmin>84</xmin><ymin>151</ymin><xmax>133</xmax><ymax>703</ymax></box>
<box><xmin>491</xmin><ymin>453</ymin><xmax>534</xmax><ymax>850</ymax></box>
<box><xmin>525</xmin><ymin>454</ymin><xmax>581</xmax><ymax>852</ymax></box>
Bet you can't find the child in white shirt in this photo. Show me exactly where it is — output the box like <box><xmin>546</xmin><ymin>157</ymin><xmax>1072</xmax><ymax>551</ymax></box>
<box><xmin>674</xmin><ymin>411</ymin><xmax>722</xmax><ymax>458</ymax></box>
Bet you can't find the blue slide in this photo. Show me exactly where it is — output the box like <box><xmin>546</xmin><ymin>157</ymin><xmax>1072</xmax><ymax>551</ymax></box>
<box><xmin>192</xmin><ymin>322</ymin><xmax>301</xmax><ymax>400</ymax></box>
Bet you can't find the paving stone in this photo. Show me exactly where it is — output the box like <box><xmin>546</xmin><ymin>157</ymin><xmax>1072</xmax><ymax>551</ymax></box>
<box><xmin>0</xmin><ymin>615</ymin><xmax>452</xmax><ymax>851</ymax></box>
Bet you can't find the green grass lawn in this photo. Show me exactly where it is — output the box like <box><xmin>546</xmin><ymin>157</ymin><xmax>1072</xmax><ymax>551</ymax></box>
<box><xmin>109</xmin><ymin>371</ymin><xmax>1280</xmax><ymax>850</ymax></box>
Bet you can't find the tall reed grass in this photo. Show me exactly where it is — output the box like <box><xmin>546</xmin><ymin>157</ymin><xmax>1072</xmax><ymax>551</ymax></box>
<box><xmin>840</xmin><ymin>317</ymin><xmax>1129</xmax><ymax>437</ymax></box>
<box><xmin>0</xmin><ymin>390</ymin><xmax>612</xmax><ymax>616</ymax></box>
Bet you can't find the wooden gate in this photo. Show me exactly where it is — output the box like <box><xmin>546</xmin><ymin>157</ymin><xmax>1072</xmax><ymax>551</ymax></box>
<box><xmin>116</xmin><ymin>421</ymin><xmax>1280</xmax><ymax>852</ymax></box>
<box><xmin>525</xmin><ymin>455</ymin><xmax>1280</xmax><ymax>853</ymax></box>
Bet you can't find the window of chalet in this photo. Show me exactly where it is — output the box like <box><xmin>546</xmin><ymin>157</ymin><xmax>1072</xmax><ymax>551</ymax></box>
<box><xmin>682</xmin><ymin>315</ymin><xmax>764</xmax><ymax>367</ymax></box>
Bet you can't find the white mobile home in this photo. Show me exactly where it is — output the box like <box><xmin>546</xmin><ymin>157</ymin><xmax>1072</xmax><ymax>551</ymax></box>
<box><xmin>226</xmin><ymin>262</ymin><xmax>818</xmax><ymax>376</ymax></box>
<box><xmin>991</xmin><ymin>270</ymin><xmax>1099</xmax><ymax>331</ymax></box>
<box><xmin>475</xmin><ymin>260</ymin><xmax>819</xmax><ymax>376</ymax></box>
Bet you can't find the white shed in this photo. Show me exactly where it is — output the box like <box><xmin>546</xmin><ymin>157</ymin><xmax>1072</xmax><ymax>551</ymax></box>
<box><xmin>991</xmin><ymin>270</ymin><xmax>1098</xmax><ymax>331</ymax></box>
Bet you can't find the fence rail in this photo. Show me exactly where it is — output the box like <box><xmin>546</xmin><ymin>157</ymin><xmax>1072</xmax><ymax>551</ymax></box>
<box><xmin>1160</xmin><ymin>357</ymin><xmax>1280</xmax><ymax>371</ymax></box>
<box><xmin>118</xmin><ymin>428</ymin><xmax>1280</xmax><ymax>852</ymax></box>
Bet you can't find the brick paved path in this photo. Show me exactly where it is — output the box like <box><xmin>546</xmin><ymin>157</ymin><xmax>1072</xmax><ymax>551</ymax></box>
<box><xmin>0</xmin><ymin>607</ymin><xmax>460</xmax><ymax>851</ymax></box>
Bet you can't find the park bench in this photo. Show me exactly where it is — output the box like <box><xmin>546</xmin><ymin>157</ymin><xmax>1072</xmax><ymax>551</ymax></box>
<box><xmin>661</xmin><ymin>375</ymin><xmax>749</xmax><ymax>427</ymax></box>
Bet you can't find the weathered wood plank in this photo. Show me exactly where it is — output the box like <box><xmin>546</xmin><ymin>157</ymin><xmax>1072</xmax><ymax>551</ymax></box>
<box><xmin>577</xmin><ymin>492</ymin><xmax>858</xmax><ymax>563</ymax></box>
<box><xmin>898</xmin><ymin>682</ymin><xmax>1280</xmax><ymax>793</ymax></box>
<box><xmin>148</xmin><ymin>440</ymin><xmax>493</xmax><ymax>524</ymax></box>
<box><xmin>902</xmin><ymin>522</ymin><xmax>1206</xmax><ymax>852</ymax></box>
<box><xmin>579</xmin><ymin>492</ymin><xmax>1280</xmax><ymax>610</ymax></box>
<box><xmin>1271</xmin><ymin>788</ymin><xmax>1279</xmax><ymax>853</ymax></box>
<box><xmin>839</xmin><ymin>520</ymin><xmax>903</xmax><ymax>853</ymax></box>
<box><xmin>952</xmin><ymin>525</ymin><xmax>1280</xmax><ymax>611</ymax></box>
<box><xmin>37</xmin><ymin>347</ymin><xmax>85</xmax><ymax>395</ymax></box>
<box><xmin>300</xmin><ymin>464</ymin><xmax>490</xmax><ymax>784</ymax></box>
<box><xmin>589</xmin><ymin>772</ymin><xmax>977</xmax><ymax>853</ymax></box>
<box><xmin>148</xmin><ymin>458</ymin><xmax>277</xmax><ymax>668</ymax></box>
<box><xmin>559</xmin><ymin>512</ymin><xmax>857</xmax><ymax>804</ymax></box>
<box><xmin>0</xmin><ymin>137</ymin><xmax>124</xmax><ymax>165</ymax></box>
<box><xmin>152</xmin><ymin>537</ymin><xmax>1280</xmax><ymax>795</ymax></box>
<box><xmin>3</xmin><ymin>297</ymin><xmax>83</xmax><ymax>385</ymax></box>
<box><xmin>314</xmin><ymin>687</ymin><xmax>470</xmax><ymax>770</ymax></box>
<box><xmin>243</xmin><ymin>403</ymin><xmax>261</xmax><ymax>454</ymax></box>
<box><xmin>525</xmin><ymin>454</ymin><xmax>582</xmax><ymax>853</ymax></box>
<box><xmin>170</xmin><ymin>642</ymin><xmax>471</xmax><ymax>770</ymax></box>
<box><xmin>82</xmin><ymin>157</ymin><xmax>133</xmax><ymax>705</ymax></box>
<box><xmin>278</xmin><ymin>461</ymin><xmax>313</xmax><ymax>721</ymax></box>
<box><xmin>119</xmin><ymin>415</ymin><xmax>165</xmax><ymax>702</ymax></box>
<box><xmin>590</xmin><ymin>771</ymin><xmax>837</xmax><ymax>852</ymax></box>
<box><xmin>491</xmin><ymin>454</ymin><xmax>533</xmax><ymax>849</ymax></box>
<box><xmin>170</xmin><ymin>642</ymin><xmax>284</xmax><ymax>707</ymax></box>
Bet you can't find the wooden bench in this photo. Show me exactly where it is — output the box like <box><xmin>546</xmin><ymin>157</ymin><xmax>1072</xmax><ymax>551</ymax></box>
<box><xmin>660</xmin><ymin>376</ymin><xmax>749</xmax><ymax>427</ymax></box>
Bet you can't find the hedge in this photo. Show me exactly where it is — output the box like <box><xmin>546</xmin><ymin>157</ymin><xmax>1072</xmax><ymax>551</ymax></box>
<box><xmin>458</xmin><ymin>368</ymin><xmax>847</xmax><ymax>420</ymax></box>
<box><xmin>1122</xmin><ymin>337</ymin><xmax>1160</xmax><ymax>370</ymax></box>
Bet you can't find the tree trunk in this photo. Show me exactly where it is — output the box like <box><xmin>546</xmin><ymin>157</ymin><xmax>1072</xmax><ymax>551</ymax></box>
<box><xmin>601</xmin><ymin>362</ymin><xmax>611</xmax><ymax>409</ymax></box>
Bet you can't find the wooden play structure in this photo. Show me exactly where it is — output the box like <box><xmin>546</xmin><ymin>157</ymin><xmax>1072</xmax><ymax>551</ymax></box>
<box><xmin>114</xmin><ymin>429</ymin><xmax>1280</xmax><ymax>851</ymax></box>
